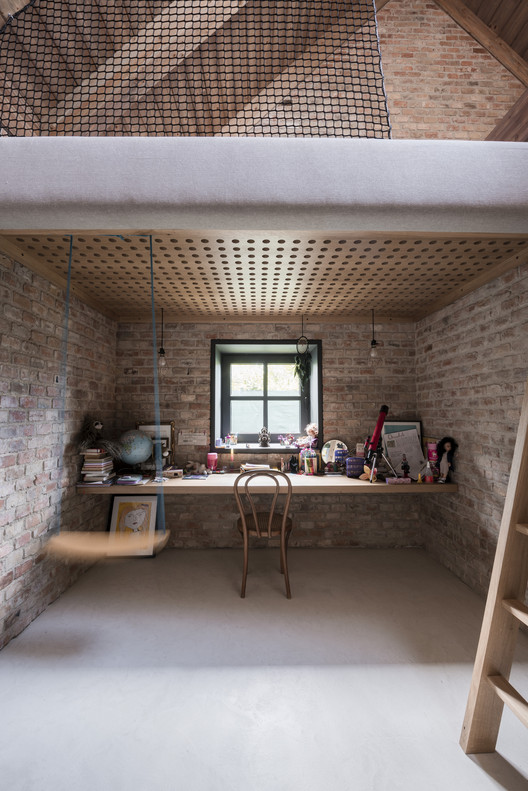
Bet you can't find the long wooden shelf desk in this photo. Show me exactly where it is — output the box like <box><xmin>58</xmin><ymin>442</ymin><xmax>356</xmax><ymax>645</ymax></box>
<box><xmin>78</xmin><ymin>474</ymin><xmax>458</xmax><ymax>496</ymax></box>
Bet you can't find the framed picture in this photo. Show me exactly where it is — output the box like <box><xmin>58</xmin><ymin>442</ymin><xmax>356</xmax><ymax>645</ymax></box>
<box><xmin>381</xmin><ymin>420</ymin><xmax>424</xmax><ymax>480</ymax></box>
<box><xmin>137</xmin><ymin>421</ymin><xmax>175</xmax><ymax>466</ymax></box>
<box><xmin>382</xmin><ymin>420</ymin><xmax>421</xmax><ymax>443</ymax></box>
<box><xmin>109</xmin><ymin>495</ymin><xmax>158</xmax><ymax>556</ymax></box>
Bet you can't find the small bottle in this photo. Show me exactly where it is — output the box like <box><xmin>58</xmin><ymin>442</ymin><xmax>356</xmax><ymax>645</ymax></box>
<box><xmin>424</xmin><ymin>461</ymin><xmax>434</xmax><ymax>483</ymax></box>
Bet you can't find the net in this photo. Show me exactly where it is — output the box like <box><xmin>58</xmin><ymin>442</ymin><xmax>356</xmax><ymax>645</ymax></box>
<box><xmin>0</xmin><ymin>0</ymin><xmax>391</xmax><ymax>137</ymax></box>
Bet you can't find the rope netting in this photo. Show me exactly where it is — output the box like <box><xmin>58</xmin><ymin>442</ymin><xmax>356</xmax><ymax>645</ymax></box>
<box><xmin>0</xmin><ymin>0</ymin><xmax>391</xmax><ymax>137</ymax></box>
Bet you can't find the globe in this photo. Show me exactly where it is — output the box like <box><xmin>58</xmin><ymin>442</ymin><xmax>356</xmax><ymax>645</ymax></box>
<box><xmin>118</xmin><ymin>429</ymin><xmax>153</xmax><ymax>465</ymax></box>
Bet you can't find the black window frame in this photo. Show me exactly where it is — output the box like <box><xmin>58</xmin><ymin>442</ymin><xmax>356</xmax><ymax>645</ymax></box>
<box><xmin>221</xmin><ymin>353</ymin><xmax>308</xmax><ymax>443</ymax></box>
<box><xmin>210</xmin><ymin>339</ymin><xmax>323</xmax><ymax>451</ymax></box>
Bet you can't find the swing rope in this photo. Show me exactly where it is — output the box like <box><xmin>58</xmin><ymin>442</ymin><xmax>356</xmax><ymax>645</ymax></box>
<box><xmin>47</xmin><ymin>234</ymin><xmax>169</xmax><ymax>559</ymax></box>
<box><xmin>148</xmin><ymin>234</ymin><xmax>166</xmax><ymax>533</ymax></box>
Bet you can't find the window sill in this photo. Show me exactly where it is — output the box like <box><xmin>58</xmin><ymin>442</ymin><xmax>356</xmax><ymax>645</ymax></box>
<box><xmin>215</xmin><ymin>444</ymin><xmax>303</xmax><ymax>454</ymax></box>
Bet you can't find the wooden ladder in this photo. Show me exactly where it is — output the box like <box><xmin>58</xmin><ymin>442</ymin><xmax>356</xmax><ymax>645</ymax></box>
<box><xmin>460</xmin><ymin>379</ymin><xmax>528</xmax><ymax>753</ymax></box>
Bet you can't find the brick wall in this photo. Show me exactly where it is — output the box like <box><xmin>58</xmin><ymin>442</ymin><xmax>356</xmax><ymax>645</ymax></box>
<box><xmin>116</xmin><ymin>320</ymin><xmax>417</xmax><ymax>452</ymax></box>
<box><xmin>0</xmin><ymin>254</ymin><xmax>117</xmax><ymax>649</ymax></box>
<box><xmin>115</xmin><ymin>320</ymin><xmax>422</xmax><ymax>548</ymax></box>
<box><xmin>377</xmin><ymin>0</ymin><xmax>525</xmax><ymax>139</ymax></box>
<box><xmin>416</xmin><ymin>259</ymin><xmax>528</xmax><ymax>596</ymax></box>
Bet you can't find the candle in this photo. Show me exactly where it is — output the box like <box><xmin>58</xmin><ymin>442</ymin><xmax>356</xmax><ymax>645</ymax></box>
<box><xmin>230</xmin><ymin>448</ymin><xmax>234</xmax><ymax>465</ymax></box>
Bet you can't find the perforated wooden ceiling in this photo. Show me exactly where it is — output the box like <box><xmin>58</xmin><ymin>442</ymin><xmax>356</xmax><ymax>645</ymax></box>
<box><xmin>1</xmin><ymin>231</ymin><xmax>527</xmax><ymax>322</ymax></box>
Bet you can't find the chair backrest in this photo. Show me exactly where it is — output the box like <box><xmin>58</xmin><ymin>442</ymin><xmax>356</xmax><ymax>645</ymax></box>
<box><xmin>234</xmin><ymin>470</ymin><xmax>292</xmax><ymax>539</ymax></box>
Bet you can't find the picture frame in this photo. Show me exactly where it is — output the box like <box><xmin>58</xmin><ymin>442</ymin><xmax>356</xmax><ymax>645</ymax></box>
<box><xmin>381</xmin><ymin>420</ymin><xmax>424</xmax><ymax>480</ymax></box>
<box><xmin>137</xmin><ymin>421</ymin><xmax>175</xmax><ymax>466</ymax></box>
<box><xmin>109</xmin><ymin>495</ymin><xmax>158</xmax><ymax>556</ymax></box>
<box><xmin>381</xmin><ymin>420</ymin><xmax>422</xmax><ymax>445</ymax></box>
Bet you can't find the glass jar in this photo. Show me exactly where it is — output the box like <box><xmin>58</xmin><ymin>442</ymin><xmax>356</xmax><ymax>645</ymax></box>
<box><xmin>301</xmin><ymin>447</ymin><xmax>317</xmax><ymax>475</ymax></box>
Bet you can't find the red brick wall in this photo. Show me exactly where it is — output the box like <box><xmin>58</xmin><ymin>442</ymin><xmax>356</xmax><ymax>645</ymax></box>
<box><xmin>416</xmin><ymin>259</ymin><xmax>528</xmax><ymax>596</ymax></box>
<box><xmin>377</xmin><ymin>0</ymin><xmax>525</xmax><ymax>139</ymax></box>
<box><xmin>0</xmin><ymin>254</ymin><xmax>117</xmax><ymax>649</ymax></box>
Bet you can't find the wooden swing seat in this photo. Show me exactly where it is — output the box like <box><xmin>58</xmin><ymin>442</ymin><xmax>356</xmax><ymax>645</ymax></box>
<box><xmin>46</xmin><ymin>530</ymin><xmax>170</xmax><ymax>560</ymax></box>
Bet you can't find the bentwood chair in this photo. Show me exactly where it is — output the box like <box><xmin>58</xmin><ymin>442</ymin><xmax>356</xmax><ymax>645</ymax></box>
<box><xmin>234</xmin><ymin>470</ymin><xmax>293</xmax><ymax>598</ymax></box>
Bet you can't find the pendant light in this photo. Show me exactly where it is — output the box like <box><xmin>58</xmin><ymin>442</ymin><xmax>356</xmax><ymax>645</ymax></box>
<box><xmin>370</xmin><ymin>309</ymin><xmax>379</xmax><ymax>359</ymax></box>
<box><xmin>296</xmin><ymin>315</ymin><xmax>309</xmax><ymax>355</ymax></box>
<box><xmin>294</xmin><ymin>316</ymin><xmax>311</xmax><ymax>390</ymax></box>
<box><xmin>158</xmin><ymin>308</ymin><xmax>166</xmax><ymax>368</ymax></box>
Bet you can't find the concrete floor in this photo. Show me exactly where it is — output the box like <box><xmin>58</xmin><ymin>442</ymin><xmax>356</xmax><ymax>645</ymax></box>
<box><xmin>1</xmin><ymin>548</ymin><xmax>527</xmax><ymax>791</ymax></box>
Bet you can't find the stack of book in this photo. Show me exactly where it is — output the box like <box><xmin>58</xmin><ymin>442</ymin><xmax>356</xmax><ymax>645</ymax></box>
<box><xmin>78</xmin><ymin>448</ymin><xmax>116</xmax><ymax>486</ymax></box>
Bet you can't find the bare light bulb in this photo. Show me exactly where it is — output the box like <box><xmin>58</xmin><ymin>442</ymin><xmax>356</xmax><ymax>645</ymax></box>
<box><xmin>158</xmin><ymin>348</ymin><xmax>167</xmax><ymax>367</ymax></box>
<box><xmin>370</xmin><ymin>340</ymin><xmax>378</xmax><ymax>359</ymax></box>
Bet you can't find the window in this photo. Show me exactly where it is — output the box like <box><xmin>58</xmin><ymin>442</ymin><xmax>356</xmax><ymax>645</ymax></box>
<box><xmin>211</xmin><ymin>340</ymin><xmax>322</xmax><ymax>448</ymax></box>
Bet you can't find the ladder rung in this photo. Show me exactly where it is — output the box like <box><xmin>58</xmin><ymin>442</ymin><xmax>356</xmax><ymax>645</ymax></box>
<box><xmin>516</xmin><ymin>523</ymin><xmax>528</xmax><ymax>536</ymax></box>
<box><xmin>503</xmin><ymin>598</ymin><xmax>528</xmax><ymax>628</ymax></box>
<box><xmin>488</xmin><ymin>675</ymin><xmax>528</xmax><ymax>728</ymax></box>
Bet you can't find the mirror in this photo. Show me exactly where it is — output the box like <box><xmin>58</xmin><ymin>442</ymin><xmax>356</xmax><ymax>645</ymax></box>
<box><xmin>321</xmin><ymin>439</ymin><xmax>348</xmax><ymax>464</ymax></box>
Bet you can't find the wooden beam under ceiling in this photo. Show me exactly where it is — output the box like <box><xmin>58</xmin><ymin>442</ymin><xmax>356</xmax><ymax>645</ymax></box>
<box><xmin>486</xmin><ymin>89</ymin><xmax>528</xmax><ymax>142</ymax></box>
<box><xmin>432</xmin><ymin>0</ymin><xmax>528</xmax><ymax>88</ymax></box>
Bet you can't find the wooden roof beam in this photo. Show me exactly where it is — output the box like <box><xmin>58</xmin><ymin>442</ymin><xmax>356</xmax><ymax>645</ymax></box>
<box><xmin>486</xmin><ymin>89</ymin><xmax>528</xmax><ymax>142</ymax></box>
<box><xmin>433</xmin><ymin>0</ymin><xmax>528</xmax><ymax>88</ymax></box>
<box><xmin>49</xmin><ymin>0</ymin><xmax>357</xmax><ymax>135</ymax></box>
<box><xmin>218</xmin><ymin>7</ymin><xmax>387</xmax><ymax>135</ymax></box>
<box><xmin>49</xmin><ymin>0</ymin><xmax>249</xmax><ymax>134</ymax></box>
<box><xmin>0</xmin><ymin>0</ymin><xmax>27</xmax><ymax>26</ymax></box>
<box><xmin>0</xmin><ymin>77</ymin><xmax>39</xmax><ymax>135</ymax></box>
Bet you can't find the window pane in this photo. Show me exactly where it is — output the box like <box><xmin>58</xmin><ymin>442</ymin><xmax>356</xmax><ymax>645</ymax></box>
<box><xmin>268</xmin><ymin>401</ymin><xmax>300</xmax><ymax>434</ymax></box>
<box><xmin>231</xmin><ymin>401</ymin><xmax>263</xmax><ymax>433</ymax></box>
<box><xmin>268</xmin><ymin>364</ymin><xmax>299</xmax><ymax>396</ymax></box>
<box><xmin>231</xmin><ymin>364</ymin><xmax>263</xmax><ymax>396</ymax></box>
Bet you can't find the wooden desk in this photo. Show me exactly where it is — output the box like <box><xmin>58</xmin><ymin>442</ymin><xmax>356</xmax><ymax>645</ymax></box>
<box><xmin>78</xmin><ymin>474</ymin><xmax>457</xmax><ymax>496</ymax></box>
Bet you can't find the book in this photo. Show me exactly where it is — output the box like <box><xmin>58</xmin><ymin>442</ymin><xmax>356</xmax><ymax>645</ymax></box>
<box><xmin>77</xmin><ymin>478</ymin><xmax>116</xmax><ymax>487</ymax></box>
<box><xmin>115</xmin><ymin>474</ymin><xmax>145</xmax><ymax>485</ymax></box>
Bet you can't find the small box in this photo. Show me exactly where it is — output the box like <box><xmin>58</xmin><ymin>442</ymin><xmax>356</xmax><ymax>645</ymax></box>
<box><xmin>165</xmin><ymin>467</ymin><xmax>183</xmax><ymax>478</ymax></box>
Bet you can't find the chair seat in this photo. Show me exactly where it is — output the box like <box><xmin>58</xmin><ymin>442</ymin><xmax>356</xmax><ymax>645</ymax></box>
<box><xmin>237</xmin><ymin>512</ymin><xmax>292</xmax><ymax>537</ymax></box>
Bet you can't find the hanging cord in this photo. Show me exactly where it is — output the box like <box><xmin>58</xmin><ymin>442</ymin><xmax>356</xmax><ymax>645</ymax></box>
<box><xmin>149</xmin><ymin>235</ymin><xmax>166</xmax><ymax>534</ymax></box>
<box><xmin>54</xmin><ymin>235</ymin><xmax>74</xmax><ymax>535</ymax></box>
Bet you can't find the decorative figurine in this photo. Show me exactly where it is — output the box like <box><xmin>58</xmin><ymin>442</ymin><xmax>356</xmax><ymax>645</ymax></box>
<box><xmin>75</xmin><ymin>414</ymin><xmax>122</xmax><ymax>458</ymax></box>
<box><xmin>297</xmin><ymin>422</ymin><xmax>319</xmax><ymax>449</ymax></box>
<box><xmin>436</xmin><ymin>436</ymin><xmax>458</xmax><ymax>483</ymax></box>
<box><xmin>258</xmin><ymin>427</ymin><xmax>271</xmax><ymax>447</ymax></box>
<box><xmin>401</xmin><ymin>454</ymin><xmax>410</xmax><ymax>478</ymax></box>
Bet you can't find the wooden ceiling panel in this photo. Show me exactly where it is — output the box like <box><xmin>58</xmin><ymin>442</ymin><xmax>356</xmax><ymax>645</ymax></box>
<box><xmin>464</xmin><ymin>0</ymin><xmax>528</xmax><ymax>63</ymax></box>
<box><xmin>2</xmin><ymin>231</ymin><xmax>527</xmax><ymax>323</ymax></box>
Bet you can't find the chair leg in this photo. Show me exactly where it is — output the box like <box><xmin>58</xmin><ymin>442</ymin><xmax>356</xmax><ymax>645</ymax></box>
<box><xmin>280</xmin><ymin>531</ymin><xmax>291</xmax><ymax>599</ymax></box>
<box><xmin>279</xmin><ymin>529</ymin><xmax>291</xmax><ymax>573</ymax></box>
<box><xmin>241</xmin><ymin>533</ymin><xmax>249</xmax><ymax>598</ymax></box>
